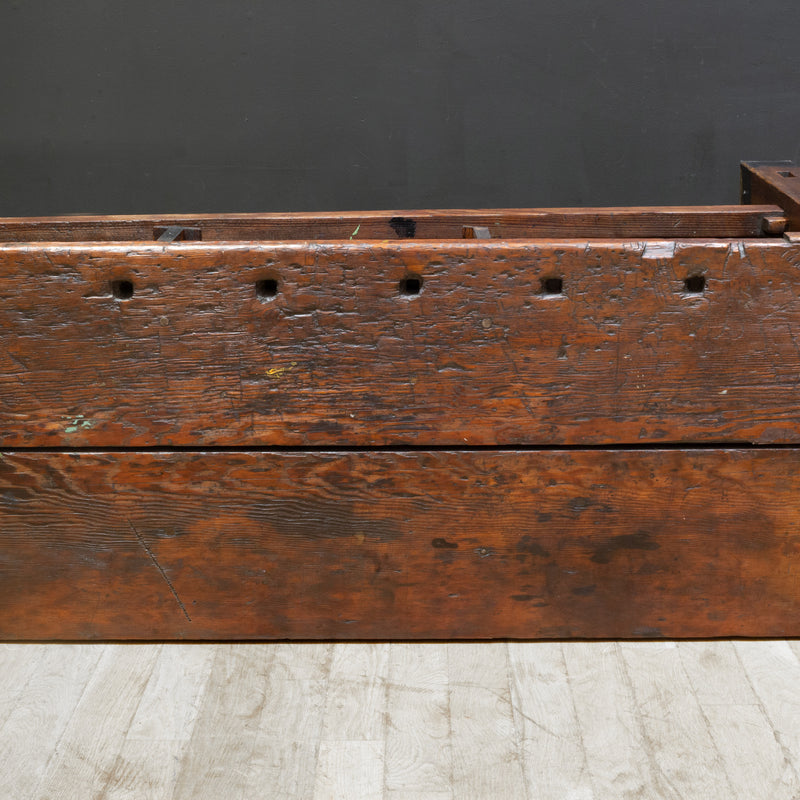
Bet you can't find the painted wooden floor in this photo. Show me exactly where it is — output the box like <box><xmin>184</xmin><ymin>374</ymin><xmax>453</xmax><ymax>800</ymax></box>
<box><xmin>1</xmin><ymin>642</ymin><xmax>799</xmax><ymax>799</ymax></box>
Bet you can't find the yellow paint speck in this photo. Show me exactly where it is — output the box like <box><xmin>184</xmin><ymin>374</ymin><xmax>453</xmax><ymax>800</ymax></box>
<box><xmin>266</xmin><ymin>363</ymin><xmax>297</xmax><ymax>379</ymax></box>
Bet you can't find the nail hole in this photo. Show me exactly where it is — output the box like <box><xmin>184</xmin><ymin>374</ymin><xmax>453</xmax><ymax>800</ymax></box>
<box><xmin>110</xmin><ymin>279</ymin><xmax>134</xmax><ymax>300</ymax></box>
<box><xmin>399</xmin><ymin>274</ymin><xmax>422</xmax><ymax>295</ymax></box>
<box><xmin>778</xmin><ymin>171</ymin><xmax>797</xmax><ymax>178</ymax></box>
<box><xmin>684</xmin><ymin>274</ymin><xmax>706</xmax><ymax>294</ymax></box>
<box><xmin>540</xmin><ymin>277</ymin><xmax>563</xmax><ymax>295</ymax></box>
<box><xmin>255</xmin><ymin>278</ymin><xmax>278</xmax><ymax>299</ymax></box>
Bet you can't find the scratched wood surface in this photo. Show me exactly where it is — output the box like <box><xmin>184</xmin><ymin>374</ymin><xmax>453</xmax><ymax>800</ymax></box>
<box><xmin>3</xmin><ymin>239</ymin><xmax>800</xmax><ymax>447</ymax></box>
<box><xmin>0</xmin><ymin>204</ymin><xmax>782</xmax><ymax>241</ymax></box>
<box><xmin>2</xmin><ymin>448</ymin><xmax>799</xmax><ymax>640</ymax></box>
<box><xmin>2</xmin><ymin>641</ymin><xmax>799</xmax><ymax>799</ymax></box>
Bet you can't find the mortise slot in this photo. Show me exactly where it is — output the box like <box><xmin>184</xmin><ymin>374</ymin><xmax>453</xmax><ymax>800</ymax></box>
<box><xmin>110</xmin><ymin>279</ymin><xmax>134</xmax><ymax>300</ymax></box>
<box><xmin>399</xmin><ymin>274</ymin><xmax>423</xmax><ymax>295</ymax></box>
<box><xmin>684</xmin><ymin>274</ymin><xmax>706</xmax><ymax>294</ymax></box>
<box><xmin>255</xmin><ymin>278</ymin><xmax>278</xmax><ymax>299</ymax></box>
<box><xmin>540</xmin><ymin>277</ymin><xmax>563</xmax><ymax>296</ymax></box>
<box><xmin>778</xmin><ymin>171</ymin><xmax>797</xmax><ymax>178</ymax></box>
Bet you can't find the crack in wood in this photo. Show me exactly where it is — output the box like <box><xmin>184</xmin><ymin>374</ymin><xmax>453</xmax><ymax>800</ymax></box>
<box><xmin>128</xmin><ymin>519</ymin><xmax>192</xmax><ymax>623</ymax></box>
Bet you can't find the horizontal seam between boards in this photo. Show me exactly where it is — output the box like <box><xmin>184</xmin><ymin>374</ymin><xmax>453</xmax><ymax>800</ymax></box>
<box><xmin>0</xmin><ymin>442</ymin><xmax>798</xmax><ymax>454</ymax></box>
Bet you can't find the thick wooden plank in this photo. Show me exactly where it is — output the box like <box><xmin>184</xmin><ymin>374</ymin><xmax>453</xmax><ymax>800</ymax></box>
<box><xmin>0</xmin><ymin>205</ymin><xmax>783</xmax><ymax>242</ymax></box>
<box><xmin>3</xmin><ymin>239</ymin><xmax>800</xmax><ymax>446</ymax></box>
<box><xmin>1</xmin><ymin>449</ymin><xmax>799</xmax><ymax>641</ymax></box>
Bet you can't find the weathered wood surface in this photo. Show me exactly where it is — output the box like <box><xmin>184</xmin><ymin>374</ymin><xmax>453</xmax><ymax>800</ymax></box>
<box><xmin>2</xmin><ymin>239</ymin><xmax>800</xmax><ymax>446</ymax></box>
<box><xmin>742</xmin><ymin>161</ymin><xmax>800</xmax><ymax>231</ymax></box>
<box><xmin>1</xmin><ymin>449</ymin><xmax>799</xmax><ymax>640</ymax></box>
<box><xmin>0</xmin><ymin>205</ymin><xmax>783</xmax><ymax>241</ymax></box>
<box><xmin>4</xmin><ymin>641</ymin><xmax>800</xmax><ymax>799</ymax></box>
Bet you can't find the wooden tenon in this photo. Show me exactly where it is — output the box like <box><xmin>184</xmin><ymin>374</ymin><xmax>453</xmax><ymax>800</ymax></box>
<box><xmin>1</xmin><ymin>162</ymin><xmax>800</xmax><ymax>641</ymax></box>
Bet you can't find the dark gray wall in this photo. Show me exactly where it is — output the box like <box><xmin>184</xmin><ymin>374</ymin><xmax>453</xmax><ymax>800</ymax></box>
<box><xmin>2</xmin><ymin>1</ymin><xmax>799</xmax><ymax>215</ymax></box>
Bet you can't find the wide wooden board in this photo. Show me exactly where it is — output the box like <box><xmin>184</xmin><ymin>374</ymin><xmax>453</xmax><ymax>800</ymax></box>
<box><xmin>1</xmin><ymin>449</ymin><xmax>798</xmax><ymax>640</ymax></box>
<box><xmin>2</xmin><ymin>239</ymin><xmax>800</xmax><ymax>446</ymax></box>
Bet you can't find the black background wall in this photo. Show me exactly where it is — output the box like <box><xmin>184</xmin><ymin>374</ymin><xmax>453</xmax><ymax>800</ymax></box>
<box><xmin>1</xmin><ymin>1</ymin><xmax>799</xmax><ymax>215</ymax></box>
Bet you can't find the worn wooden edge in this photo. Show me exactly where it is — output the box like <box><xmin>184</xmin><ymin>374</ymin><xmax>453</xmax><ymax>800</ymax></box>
<box><xmin>1</xmin><ymin>448</ymin><xmax>799</xmax><ymax>641</ymax></box>
<box><xmin>0</xmin><ymin>235</ymin><xmax>792</xmax><ymax>254</ymax></box>
<box><xmin>0</xmin><ymin>205</ymin><xmax>784</xmax><ymax>241</ymax></box>
<box><xmin>741</xmin><ymin>161</ymin><xmax>800</xmax><ymax>230</ymax></box>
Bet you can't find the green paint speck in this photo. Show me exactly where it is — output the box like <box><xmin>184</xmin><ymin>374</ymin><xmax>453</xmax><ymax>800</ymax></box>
<box><xmin>63</xmin><ymin>414</ymin><xmax>93</xmax><ymax>433</ymax></box>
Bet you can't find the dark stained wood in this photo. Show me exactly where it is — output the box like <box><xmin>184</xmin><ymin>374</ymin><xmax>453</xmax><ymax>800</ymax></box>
<box><xmin>741</xmin><ymin>161</ymin><xmax>800</xmax><ymax>231</ymax></box>
<box><xmin>3</xmin><ymin>182</ymin><xmax>800</xmax><ymax>643</ymax></box>
<box><xmin>0</xmin><ymin>205</ymin><xmax>784</xmax><ymax>242</ymax></box>
<box><xmin>1</xmin><ymin>449</ymin><xmax>798</xmax><ymax>641</ymax></box>
<box><xmin>2</xmin><ymin>239</ymin><xmax>800</xmax><ymax>447</ymax></box>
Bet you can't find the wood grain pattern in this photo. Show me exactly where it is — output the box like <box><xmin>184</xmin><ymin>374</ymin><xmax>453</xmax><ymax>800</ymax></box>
<box><xmin>3</xmin><ymin>239</ymin><xmax>800</xmax><ymax>447</ymax></box>
<box><xmin>4</xmin><ymin>642</ymin><xmax>799</xmax><ymax>798</ymax></box>
<box><xmin>0</xmin><ymin>205</ymin><xmax>783</xmax><ymax>242</ymax></box>
<box><xmin>741</xmin><ymin>161</ymin><xmax>800</xmax><ymax>231</ymax></box>
<box><xmin>2</xmin><ymin>448</ymin><xmax>800</xmax><ymax>641</ymax></box>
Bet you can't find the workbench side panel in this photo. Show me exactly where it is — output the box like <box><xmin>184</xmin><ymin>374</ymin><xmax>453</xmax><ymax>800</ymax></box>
<box><xmin>2</xmin><ymin>240</ymin><xmax>800</xmax><ymax>446</ymax></box>
<box><xmin>1</xmin><ymin>449</ymin><xmax>798</xmax><ymax>640</ymax></box>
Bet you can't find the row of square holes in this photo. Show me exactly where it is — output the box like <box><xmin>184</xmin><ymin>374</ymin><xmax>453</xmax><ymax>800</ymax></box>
<box><xmin>110</xmin><ymin>274</ymin><xmax>707</xmax><ymax>300</ymax></box>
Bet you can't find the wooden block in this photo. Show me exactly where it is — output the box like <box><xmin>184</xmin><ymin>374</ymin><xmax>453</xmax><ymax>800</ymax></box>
<box><xmin>462</xmin><ymin>225</ymin><xmax>492</xmax><ymax>238</ymax></box>
<box><xmin>1</xmin><ymin>449</ymin><xmax>799</xmax><ymax>640</ymax></box>
<box><xmin>741</xmin><ymin>161</ymin><xmax>800</xmax><ymax>230</ymax></box>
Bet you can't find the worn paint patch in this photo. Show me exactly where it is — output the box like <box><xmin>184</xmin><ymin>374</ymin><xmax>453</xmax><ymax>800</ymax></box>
<box><xmin>63</xmin><ymin>414</ymin><xmax>93</xmax><ymax>433</ymax></box>
<box><xmin>266</xmin><ymin>361</ymin><xmax>298</xmax><ymax>379</ymax></box>
<box><xmin>642</xmin><ymin>241</ymin><xmax>676</xmax><ymax>259</ymax></box>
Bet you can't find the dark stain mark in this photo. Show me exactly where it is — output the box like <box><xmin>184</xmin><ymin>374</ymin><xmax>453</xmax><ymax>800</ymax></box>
<box><xmin>536</xmin><ymin>511</ymin><xmax>553</xmax><ymax>523</ymax></box>
<box><xmin>569</xmin><ymin>496</ymin><xmax>612</xmax><ymax>514</ymax></box>
<box><xmin>2</xmin><ymin>487</ymin><xmax>34</xmax><ymax>504</ymax></box>
<box><xmin>571</xmin><ymin>584</ymin><xmax>596</xmax><ymax>596</ymax></box>
<box><xmin>432</xmin><ymin>537</ymin><xmax>458</xmax><ymax>549</ymax></box>
<box><xmin>307</xmin><ymin>420</ymin><xmax>345</xmax><ymax>434</ymax></box>
<box><xmin>516</xmin><ymin>535</ymin><xmax>550</xmax><ymax>558</ymax></box>
<box><xmin>511</xmin><ymin>594</ymin><xmax>535</xmax><ymax>602</ymax></box>
<box><xmin>389</xmin><ymin>216</ymin><xmax>417</xmax><ymax>238</ymax></box>
<box><xmin>633</xmin><ymin>626</ymin><xmax>665</xmax><ymax>638</ymax></box>
<box><xmin>591</xmin><ymin>531</ymin><xmax>660</xmax><ymax>564</ymax></box>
